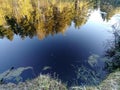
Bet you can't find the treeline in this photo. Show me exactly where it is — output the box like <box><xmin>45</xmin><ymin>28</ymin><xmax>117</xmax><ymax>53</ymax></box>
<box><xmin>0</xmin><ymin>0</ymin><xmax>120</xmax><ymax>40</ymax></box>
<box><xmin>0</xmin><ymin>0</ymin><xmax>92</xmax><ymax>25</ymax></box>
<box><xmin>0</xmin><ymin>0</ymin><xmax>93</xmax><ymax>40</ymax></box>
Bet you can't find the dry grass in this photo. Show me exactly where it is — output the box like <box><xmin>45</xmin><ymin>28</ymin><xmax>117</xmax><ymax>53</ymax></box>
<box><xmin>70</xmin><ymin>71</ymin><xmax>120</xmax><ymax>90</ymax></box>
<box><xmin>0</xmin><ymin>74</ymin><xmax>67</xmax><ymax>90</ymax></box>
<box><xmin>0</xmin><ymin>71</ymin><xmax>120</xmax><ymax>90</ymax></box>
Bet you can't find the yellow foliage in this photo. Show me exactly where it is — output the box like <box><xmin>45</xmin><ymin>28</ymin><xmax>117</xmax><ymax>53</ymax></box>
<box><xmin>0</xmin><ymin>0</ymin><xmax>93</xmax><ymax>40</ymax></box>
<box><xmin>18</xmin><ymin>0</ymin><xmax>33</xmax><ymax>20</ymax></box>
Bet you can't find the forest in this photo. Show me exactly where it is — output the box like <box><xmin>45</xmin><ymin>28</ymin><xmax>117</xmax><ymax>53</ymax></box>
<box><xmin>0</xmin><ymin>0</ymin><xmax>94</xmax><ymax>40</ymax></box>
<box><xmin>0</xmin><ymin>0</ymin><xmax>120</xmax><ymax>41</ymax></box>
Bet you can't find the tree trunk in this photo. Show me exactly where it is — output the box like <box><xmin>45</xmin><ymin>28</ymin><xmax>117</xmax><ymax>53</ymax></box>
<box><xmin>75</xmin><ymin>0</ymin><xmax>80</xmax><ymax>10</ymax></box>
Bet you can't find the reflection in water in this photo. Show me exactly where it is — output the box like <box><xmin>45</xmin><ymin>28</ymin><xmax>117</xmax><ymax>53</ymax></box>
<box><xmin>104</xmin><ymin>15</ymin><xmax>120</xmax><ymax>72</ymax></box>
<box><xmin>0</xmin><ymin>0</ymin><xmax>120</xmax><ymax>87</ymax></box>
<box><xmin>0</xmin><ymin>0</ymin><xmax>93</xmax><ymax>40</ymax></box>
<box><xmin>0</xmin><ymin>0</ymin><xmax>119</xmax><ymax>41</ymax></box>
<box><xmin>100</xmin><ymin>0</ymin><xmax>120</xmax><ymax>20</ymax></box>
<box><xmin>0</xmin><ymin>67</ymin><xmax>34</xmax><ymax>84</ymax></box>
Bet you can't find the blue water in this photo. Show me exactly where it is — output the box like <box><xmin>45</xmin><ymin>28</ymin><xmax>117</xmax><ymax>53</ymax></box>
<box><xmin>0</xmin><ymin>10</ymin><xmax>113</xmax><ymax>85</ymax></box>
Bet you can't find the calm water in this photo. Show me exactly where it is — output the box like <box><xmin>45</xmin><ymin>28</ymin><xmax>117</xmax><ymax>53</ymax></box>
<box><xmin>0</xmin><ymin>1</ymin><xmax>119</xmax><ymax>86</ymax></box>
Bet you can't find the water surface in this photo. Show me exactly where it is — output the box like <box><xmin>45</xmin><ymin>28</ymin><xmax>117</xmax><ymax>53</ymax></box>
<box><xmin>0</xmin><ymin>0</ymin><xmax>119</xmax><ymax>86</ymax></box>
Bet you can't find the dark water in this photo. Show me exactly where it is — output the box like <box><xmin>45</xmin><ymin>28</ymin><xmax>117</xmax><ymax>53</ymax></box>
<box><xmin>0</xmin><ymin>1</ymin><xmax>119</xmax><ymax>86</ymax></box>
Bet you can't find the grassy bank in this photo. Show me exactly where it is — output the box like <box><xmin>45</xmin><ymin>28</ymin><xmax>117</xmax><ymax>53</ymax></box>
<box><xmin>0</xmin><ymin>74</ymin><xmax>67</xmax><ymax>90</ymax></box>
<box><xmin>0</xmin><ymin>71</ymin><xmax>120</xmax><ymax>90</ymax></box>
<box><xmin>70</xmin><ymin>71</ymin><xmax>120</xmax><ymax>90</ymax></box>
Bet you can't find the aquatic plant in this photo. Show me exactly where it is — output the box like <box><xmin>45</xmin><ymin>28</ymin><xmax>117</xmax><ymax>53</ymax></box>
<box><xmin>0</xmin><ymin>68</ymin><xmax>120</xmax><ymax>90</ymax></box>
<box><xmin>72</xmin><ymin>64</ymin><xmax>104</xmax><ymax>86</ymax></box>
<box><xmin>88</xmin><ymin>54</ymin><xmax>100</xmax><ymax>67</ymax></box>
<box><xmin>0</xmin><ymin>67</ymin><xmax>67</xmax><ymax>90</ymax></box>
<box><xmin>70</xmin><ymin>71</ymin><xmax>120</xmax><ymax>90</ymax></box>
<box><xmin>105</xmin><ymin>15</ymin><xmax>120</xmax><ymax>72</ymax></box>
<box><xmin>0</xmin><ymin>67</ymin><xmax>33</xmax><ymax>84</ymax></box>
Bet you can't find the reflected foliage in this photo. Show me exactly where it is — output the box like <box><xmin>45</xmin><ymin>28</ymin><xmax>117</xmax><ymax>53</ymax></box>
<box><xmin>0</xmin><ymin>26</ymin><xmax>14</xmax><ymax>40</ymax></box>
<box><xmin>0</xmin><ymin>0</ymin><xmax>94</xmax><ymax>40</ymax></box>
<box><xmin>0</xmin><ymin>0</ymin><xmax>120</xmax><ymax>40</ymax></box>
<box><xmin>73</xmin><ymin>64</ymin><xmax>105</xmax><ymax>85</ymax></box>
<box><xmin>105</xmin><ymin>22</ymin><xmax>120</xmax><ymax>72</ymax></box>
<box><xmin>100</xmin><ymin>0</ymin><xmax>120</xmax><ymax>20</ymax></box>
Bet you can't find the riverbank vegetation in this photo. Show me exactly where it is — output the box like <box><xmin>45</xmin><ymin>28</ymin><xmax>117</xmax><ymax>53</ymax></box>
<box><xmin>0</xmin><ymin>74</ymin><xmax>67</xmax><ymax>90</ymax></box>
<box><xmin>0</xmin><ymin>71</ymin><xmax>120</xmax><ymax>90</ymax></box>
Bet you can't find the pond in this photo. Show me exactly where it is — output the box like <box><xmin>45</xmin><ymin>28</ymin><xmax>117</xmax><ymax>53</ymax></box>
<box><xmin>0</xmin><ymin>0</ymin><xmax>119</xmax><ymax>87</ymax></box>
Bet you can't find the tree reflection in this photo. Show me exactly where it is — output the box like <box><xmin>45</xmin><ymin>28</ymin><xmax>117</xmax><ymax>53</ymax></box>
<box><xmin>0</xmin><ymin>26</ymin><xmax>14</xmax><ymax>41</ymax></box>
<box><xmin>73</xmin><ymin>1</ymin><xmax>91</xmax><ymax>28</ymax></box>
<box><xmin>105</xmin><ymin>19</ymin><xmax>120</xmax><ymax>72</ymax></box>
<box><xmin>1</xmin><ymin>0</ymin><xmax>120</xmax><ymax>40</ymax></box>
<box><xmin>100</xmin><ymin>0</ymin><xmax>120</xmax><ymax>20</ymax></box>
<box><xmin>0</xmin><ymin>0</ymin><xmax>93</xmax><ymax>40</ymax></box>
<box><xmin>90</xmin><ymin>0</ymin><xmax>120</xmax><ymax>73</ymax></box>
